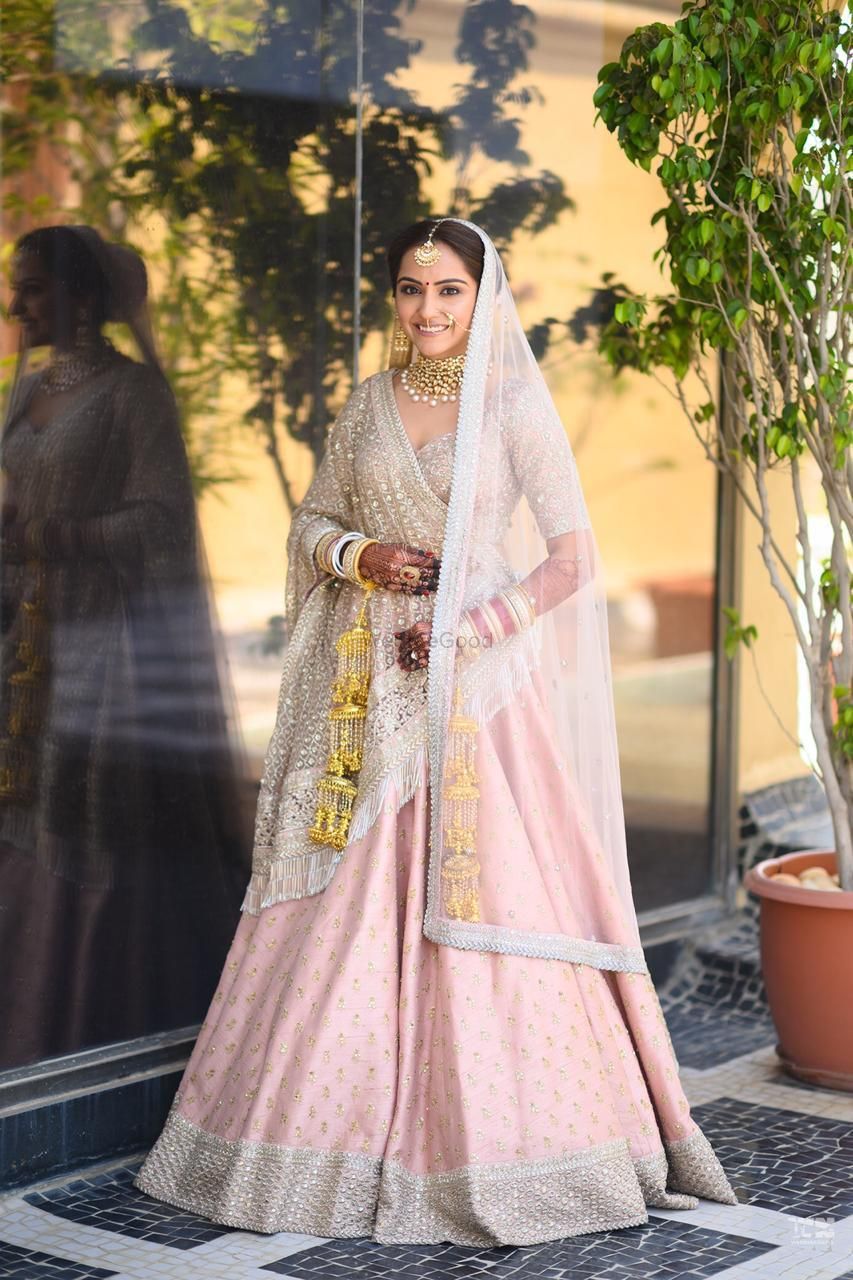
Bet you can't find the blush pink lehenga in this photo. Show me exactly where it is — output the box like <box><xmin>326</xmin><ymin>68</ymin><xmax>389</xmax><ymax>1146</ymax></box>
<box><xmin>136</xmin><ymin>436</ymin><xmax>737</xmax><ymax>1245</ymax></box>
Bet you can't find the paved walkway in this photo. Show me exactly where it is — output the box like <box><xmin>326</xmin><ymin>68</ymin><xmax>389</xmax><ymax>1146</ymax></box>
<box><xmin>2</xmin><ymin>916</ymin><xmax>852</xmax><ymax>1280</ymax></box>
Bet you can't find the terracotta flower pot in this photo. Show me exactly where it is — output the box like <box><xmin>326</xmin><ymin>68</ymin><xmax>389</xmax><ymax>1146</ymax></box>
<box><xmin>744</xmin><ymin>850</ymin><xmax>853</xmax><ymax>1092</ymax></box>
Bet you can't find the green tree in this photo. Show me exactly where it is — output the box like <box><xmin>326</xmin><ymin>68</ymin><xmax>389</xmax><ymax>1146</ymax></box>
<box><xmin>122</xmin><ymin>0</ymin><xmax>570</xmax><ymax>505</ymax></box>
<box><xmin>4</xmin><ymin>0</ymin><xmax>571</xmax><ymax>506</ymax></box>
<box><xmin>591</xmin><ymin>0</ymin><xmax>852</xmax><ymax>887</ymax></box>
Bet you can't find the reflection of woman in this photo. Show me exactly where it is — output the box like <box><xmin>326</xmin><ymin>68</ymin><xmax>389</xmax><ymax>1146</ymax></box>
<box><xmin>1</xmin><ymin>225</ymin><xmax>250</xmax><ymax>1066</ymax></box>
<box><xmin>138</xmin><ymin>220</ymin><xmax>736</xmax><ymax>1245</ymax></box>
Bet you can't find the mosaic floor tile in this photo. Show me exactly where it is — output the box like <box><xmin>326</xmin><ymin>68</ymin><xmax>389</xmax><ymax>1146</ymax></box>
<box><xmin>6</xmin><ymin>906</ymin><xmax>853</xmax><ymax>1280</ymax></box>
<box><xmin>262</xmin><ymin>1238</ymin><xmax>512</xmax><ymax>1278</ymax></box>
<box><xmin>692</xmin><ymin>1097</ymin><xmax>853</xmax><ymax>1220</ymax></box>
<box><xmin>261</xmin><ymin>1219</ymin><xmax>776</xmax><ymax>1280</ymax></box>
<box><xmin>0</xmin><ymin>1237</ymin><xmax>118</xmax><ymax>1278</ymax></box>
<box><xmin>657</xmin><ymin>915</ymin><xmax>777</xmax><ymax>1071</ymax></box>
<box><xmin>24</xmin><ymin>1164</ymin><xmax>234</xmax><ymax>1250</ymax></box>
<box><xmin>663</xmin><ymin>1001</ymin><xmax>776</xmax><ymax>1070</ymax></box>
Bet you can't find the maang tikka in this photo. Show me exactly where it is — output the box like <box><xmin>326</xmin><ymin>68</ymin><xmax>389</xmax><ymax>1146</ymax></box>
<box><xmin>414</xmin><ymin>220</ymin><xmax>445</xmax><ymax>267</ymax></box>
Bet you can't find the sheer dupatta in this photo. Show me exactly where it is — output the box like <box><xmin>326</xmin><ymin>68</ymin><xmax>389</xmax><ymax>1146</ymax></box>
<box><xmin>423</xmin><ymin>221</ymin><xmax>646</xmax><ymax>975</ymax></box>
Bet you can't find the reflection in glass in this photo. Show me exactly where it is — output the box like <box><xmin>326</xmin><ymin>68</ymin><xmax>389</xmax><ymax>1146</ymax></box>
<box><xmin>0</xmin><ymin>227</ymin><xmax>251</xmax><ymax>1068</ymax></box>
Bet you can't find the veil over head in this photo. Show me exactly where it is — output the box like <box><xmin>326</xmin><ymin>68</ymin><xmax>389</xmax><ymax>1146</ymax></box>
<box><xmin>64</xmin><ymin>225</ymin><xmax>160</xmax><ymax>370</ymax></box>
<box><xmin>422</xmin><ymin>219</ymin><xmax>645</xmax><ymax>974</ymax></box>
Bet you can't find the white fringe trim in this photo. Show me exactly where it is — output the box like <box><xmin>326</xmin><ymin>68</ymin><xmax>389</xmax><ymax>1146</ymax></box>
<box><xmin>241</xmin><ymin>846</ymin><xmax>343</xmax><ymax>913</ymax></box>
<box><xmin>461</xmin><ymin>630</ymin><xmax>539</xmax><ymax>729</ymax></box>
<box><xmin>242</xmin><ymin>639</ymin><xmax>538</xmax><ymax>916</ymax></box>
<box><xmin>348</xmin><ymin>743</ymin><xmax>427</xmax><ymax>844</ymax></box>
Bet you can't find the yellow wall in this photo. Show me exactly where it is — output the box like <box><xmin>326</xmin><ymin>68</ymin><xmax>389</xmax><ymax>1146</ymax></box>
<box><xmin>192</xmin><ymin>0</ymin><xmax>804</xmax><ymax>790</ymax></box>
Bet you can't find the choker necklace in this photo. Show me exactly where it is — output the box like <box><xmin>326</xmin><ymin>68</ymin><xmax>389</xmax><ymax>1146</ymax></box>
<box><xmin>400</xmin><ymin>354</ymin><xmax>465</xmax><ymax>408</ymax></box>
<box><xmin>40</xmin><ymin>339</ymin><xmax>119</xmax><ymax>397</ymax></box>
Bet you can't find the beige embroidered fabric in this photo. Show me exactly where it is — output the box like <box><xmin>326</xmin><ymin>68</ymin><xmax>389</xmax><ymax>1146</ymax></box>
<box><xmin>245</xmin><ymin>369</ymin><xmax>571</xmax><ymax>916</ymax></box>
<box><xmin>136</xmin><ymin>1110</ymin><xmax>733</xmax><ymax>1244</ymax></box>
<box><xmin>248</xmin><ymin>221</ymin><xmax>648</xmax><ymax>981</ymax></box>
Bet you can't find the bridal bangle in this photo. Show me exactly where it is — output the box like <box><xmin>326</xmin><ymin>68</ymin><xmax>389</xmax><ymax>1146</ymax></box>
<box><xmin>342</xmin><ymin>537</ymin><xmax>379</xmax><ymax>588</ymax></box>
<box><xmin>315</xmin><ymin>531</ymin><xmax>379</xmax><ymax>589</ymax></box>
<box><xmin>460</xmin><ymin>584</ymin><xmax>537</xmax><ymax>654</ymax></box>
<box><xmin>331</xmin><ymin>532</ymin><xmax>362</xmax><ymax>577</ymax></box>
<box><xmin>478</xmin><ymin>597</ymin><xmax>506</xmax><ymax>644</ymax></box>
<box><xmin>456</xmin><ymin>612</ymin><xmax>481</xmax><ymax>658</ymax></box>
<box><xmin>351</xmin><ymin>539</ymin><xmax>378</xmax><ymax>587</ymax></box>
<box><xmin>503</xmin><ymin>583</ymin><xmax>537</xmax><ymax>632</ymax></box>
<box><xmin>315</xmin><ymin>531</ymin><xmax>342</xmax><ymax>576</ymax></box>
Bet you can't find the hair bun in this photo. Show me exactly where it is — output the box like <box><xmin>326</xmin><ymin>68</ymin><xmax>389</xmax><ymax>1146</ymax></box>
<box><xmin>104</xmin><ymin>244</ymin><xmax>148</xmax><ymax>322</ymax></box>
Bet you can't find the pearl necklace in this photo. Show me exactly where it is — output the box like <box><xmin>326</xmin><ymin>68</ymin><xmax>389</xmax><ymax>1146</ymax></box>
<box><xmin>40</xmin><ymin>340</ymin><xmax>120</xmax><ymax>397</ymax></box>
<box><xmin>400</xmin><ymin>354</ymin><xmax>465</xmax><ymax>408</ymax></box>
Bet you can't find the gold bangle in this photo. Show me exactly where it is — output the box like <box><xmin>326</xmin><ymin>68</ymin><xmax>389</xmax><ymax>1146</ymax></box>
<box><xmin>340</xmin><ymin>538</ymin><xmax>363</xmax><ymax>585</ymax></box>
<box><xmin>351</xmin><ymin>538</ymin><xmax>379</xmax><ymax>587</ymax></box>
<box><xmin>315</xmin><ymin>531</ymin><xmax>340</xmax><ymax>575</ymax></box>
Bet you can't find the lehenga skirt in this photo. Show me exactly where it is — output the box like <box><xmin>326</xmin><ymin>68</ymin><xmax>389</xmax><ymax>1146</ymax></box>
<box><xmin>136</xmin><ymin>695</ymin><xmax>736</xmax><ymax>1246</ymax></box>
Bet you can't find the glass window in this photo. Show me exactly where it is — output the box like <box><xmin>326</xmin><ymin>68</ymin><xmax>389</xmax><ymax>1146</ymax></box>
<box><xmin>0</xmin><ymin>0</ymin><xmax>718</xmax><ymax>1073</ymax></box>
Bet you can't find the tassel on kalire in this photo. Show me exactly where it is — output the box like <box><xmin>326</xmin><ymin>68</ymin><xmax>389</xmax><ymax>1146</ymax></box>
<box><xmin>440</xmin><ymin>684</ymin><xmax>482</xmax><ymax>922</ymax></box>
<box><xmin>309</xmin><ymin>586</ymin><xmax>374</xmax><ymax>851</ymax></box>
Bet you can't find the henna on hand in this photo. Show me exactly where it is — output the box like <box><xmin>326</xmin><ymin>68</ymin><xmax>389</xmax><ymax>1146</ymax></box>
<box><xmin>523</xmin><ymin>554</ymin><xmax>583</xmax><ymax>613</ymax></box>
<box><xmin>394</xmin><ymin>620</ymin><xmax>432</xmax><ymax>671</ymax></box>
<box><xmin>359</xmin><ymin>542</ymin><xmax>441</xmax><ymax>595</ymax></box>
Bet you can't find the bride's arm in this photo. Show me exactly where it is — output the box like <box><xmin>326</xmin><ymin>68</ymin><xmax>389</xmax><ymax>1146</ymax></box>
<box><xmin>459</xmin><ymin>384</ymin><xmax>592</xmax><ymax>652</ymax></box>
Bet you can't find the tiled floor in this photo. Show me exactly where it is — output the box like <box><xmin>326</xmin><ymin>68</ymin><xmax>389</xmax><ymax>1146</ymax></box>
<box><xmin>2</xmin><ymin>915</ymin><xmax>853</xmax><ymax>1280</ymax></box>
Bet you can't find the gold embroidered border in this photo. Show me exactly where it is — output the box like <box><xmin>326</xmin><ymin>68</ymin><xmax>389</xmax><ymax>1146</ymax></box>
<box><xmin>135</xmin><ymin>1111</ymin><xmax>735</xmax><ymax>1246</ymax></box>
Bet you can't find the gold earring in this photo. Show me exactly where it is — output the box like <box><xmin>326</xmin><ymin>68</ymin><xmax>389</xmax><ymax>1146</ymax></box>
<box><xmin>389</xmin><ymin>317</ymin><xmax>412</xmax><ymax>370</ymax></box>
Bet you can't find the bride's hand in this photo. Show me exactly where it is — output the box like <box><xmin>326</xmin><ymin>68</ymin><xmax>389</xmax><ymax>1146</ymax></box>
<box><xmin>359</xmin><ymin>542</ymin><xmax>440</xmax><ymax>595</ymax></box>
<box><xmin>395</xmin><ymin>621</ymin><xmax>431</xmax><ymax>671</ymax></box>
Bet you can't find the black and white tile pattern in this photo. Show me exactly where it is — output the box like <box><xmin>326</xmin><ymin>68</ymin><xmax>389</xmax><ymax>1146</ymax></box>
<box><xmin>25</xmin><ymin>1166</ymin><xmax>234</xmax><ymax>1249</ymax></box>
<box><xmin>0</xmin><ymin>1238</ymin><xmax>118</xmax><ymax>1278</ymax></box>
<box><xmin>262</xmin><ymin>1220</ymin><xmax>776</xmax><ymax>1279</ymax></box>
<box><xmin>2</xmin><ymin>908</ymin><xmax>852</xmax><ymax>1280</ymax></box>
<box><xmin>692</xmin><ymin>1097</ymin><xmax>853</xmax><ymax>1222</ymax></box>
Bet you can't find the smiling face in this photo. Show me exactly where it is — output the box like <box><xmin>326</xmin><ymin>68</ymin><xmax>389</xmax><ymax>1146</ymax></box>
<box><xmin>394</xmin><ymin>242</ymin><xmax>478</xmax><ymax>360</ymax></box>
<box><xmin>8</xmin><ymin>251</ymin><xmax>67</xmax><ymax>350</ymax></box>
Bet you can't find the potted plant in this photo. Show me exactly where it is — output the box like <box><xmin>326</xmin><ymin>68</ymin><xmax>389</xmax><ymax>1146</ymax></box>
<box><xmin>591</xmin><ymin>0</ymin><xmax>852</xmax><ymax>1088</ymax></box>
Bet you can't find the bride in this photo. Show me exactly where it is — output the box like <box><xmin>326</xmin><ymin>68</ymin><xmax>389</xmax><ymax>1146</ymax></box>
<box><xmin>137</xmin><ymin>217</ymin><xmax>736</xmax><ymax>1245</ymax></box>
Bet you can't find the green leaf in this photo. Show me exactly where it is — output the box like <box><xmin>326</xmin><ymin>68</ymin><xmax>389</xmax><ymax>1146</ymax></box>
<box><xmin>655</xmin><ymin>37</ymin><xmax>673</xmax><ymax>68</ymax></box>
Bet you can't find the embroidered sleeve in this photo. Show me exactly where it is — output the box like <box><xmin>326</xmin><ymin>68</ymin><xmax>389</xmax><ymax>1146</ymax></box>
<box><xmin>501</xmin><ymin>379</ymin><xmax>589</xmax><ymax>538</ymax></box>
<box><xmin>285</xmin><ymin>385</ymin><xmax>364</xmax><ymax>630</ymax></box>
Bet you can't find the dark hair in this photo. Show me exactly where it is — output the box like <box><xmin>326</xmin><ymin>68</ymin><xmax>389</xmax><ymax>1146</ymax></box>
<box><xmin>15</xmin><ymin>226</ymin><xmax>112</xmax><ymax>328</ymax></box>
<box><xmin>387</xmin><ymin>219</ymin><xmax>485</xmax><ymax>290</ymax></box>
